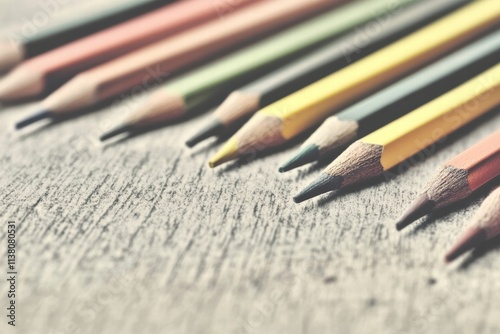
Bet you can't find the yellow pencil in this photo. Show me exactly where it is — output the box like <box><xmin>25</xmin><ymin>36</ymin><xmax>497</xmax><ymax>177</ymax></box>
<box><xmin>294</xmin><ymin>64</ymin><xmax>500</xmax><ymax>203</ymax></box>
<box><xmin>209</xmin><ymin>0</ymin><xmax>500</xmax><ymax>168</ymax></box>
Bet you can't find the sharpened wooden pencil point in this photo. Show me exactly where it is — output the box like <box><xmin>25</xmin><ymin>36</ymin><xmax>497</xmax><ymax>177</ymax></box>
<box><xmin>186</xmin><ymin>119</ymin><xmax>225</xmax><ymax>148</ymax></box>
<box><xmin>395</xmin><ymin>194</ymin><xmax>435</xmax><ymax>230</ymax></box>
<box><xmin>208</xmin><ymin>138</ymin><xmax>240</xmax><ymax>168</ymax></box>
<box><xmin>398</xmin><ymin>130</ymin><xmax>500</xmax><ymax>232</ymax></box>
<box><xmin>293</xmin><ymin>173</ymin><xmax>343</xmax><ymax>203</ymax></box>
<box><xmin>294</xmin><ymin>141</ymin><xmax>384</xmax><ymax>202</ymax></box>
<box><xmin>445</xmin><ymin>228</ymin><xmax>487</xmax><ymax>263</ymax></box>
<box><xmin>15</xmin><ymin>110</ymin><xmax>52</xmax><ymax>130</ymax></box>
<box><xmin>100</xmin><ymin>125</ymin><xmax>132</xmax><ymax>142</ymax></box>
<box><xmin>0</xmin><ymin>67</ymin><xmax>44</xmax><ymax>101</ymax></box>
<box><xmin>296</xmin><ymin>117</ymin><xmax>358</xmax><ymax>166</ymax></box>
<box><xmin>445</xmin><ymin>185</ymin><xmax>500</xmax><ymax>263</ymax></box>
<box><xmin>279</xmin><ymin>144</ymin><xmax>319</xmax><ymax>173</ymax></box>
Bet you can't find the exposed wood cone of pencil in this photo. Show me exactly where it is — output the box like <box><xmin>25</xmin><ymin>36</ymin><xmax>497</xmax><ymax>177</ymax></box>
<box><xmin>445</xmin><ymin>186</ymin><xmax>500</xmax><ymax>263</ymax></box>
<box><xmin>395</xmin><ymin>130</ymin><xmax>500</xmax><ymax>231</ymax></box>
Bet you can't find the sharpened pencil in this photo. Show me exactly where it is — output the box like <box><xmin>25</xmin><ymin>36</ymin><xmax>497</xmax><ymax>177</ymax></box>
<box><xmin>187</xmin><ymin>0</ymin><xmax>473</xmax><ymax>148</ymax></box>
<box><xmin>0</xmin><ymin>0</ymin><xmax>259</xmax><ymax>101</ymax></box>
<box><xmin>101</xmin><ymin>0</ymin><xmax>426</xmax><ymax>141</ymax></box>
<box><xmin>208</xmin><ymin>1</ymin><xmax>500</xmax><ymax>168</ymax></box>
<box><xmin>15</xmin><ymin>0</ymin><xmax>341</xmax><ymax>129</ymax></box>
<box><xmin>0</xmin><ymin>0</ymin><xmax>172</xmax><ymax>72</ymax></box>
<box><xmin>445</xmin><ymin>186</ymin><xmax>500</xmax><ymax>263</ymax></box>
<box><xmin>280</xmin><ymin>30</ymin><xmax>500</xmax><ymax>172</ymax></box>
<box><xmin>395</xmin><ymin>131</ymin><xmax>500</xmax><ymax>230</ymax></box>
<box><xmin>293</xmin><ymin>65</ymin><xmax>500</xmax><ymax>203</ymax></box>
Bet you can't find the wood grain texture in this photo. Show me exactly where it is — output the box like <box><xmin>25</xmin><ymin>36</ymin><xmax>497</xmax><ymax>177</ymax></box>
<box><xmin>1</xmin><ymin>2</ymin><xmax>500</xmax><ymax>334</ymax></box>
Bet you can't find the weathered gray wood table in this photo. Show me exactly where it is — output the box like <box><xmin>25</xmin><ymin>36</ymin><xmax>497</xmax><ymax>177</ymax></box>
<box><xmin>1</xmin><ymin>1</ymin><xmax>499</xmax><ymax>333</ymax></box>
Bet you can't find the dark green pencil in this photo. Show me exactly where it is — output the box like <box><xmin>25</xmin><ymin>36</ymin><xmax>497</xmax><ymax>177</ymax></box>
<box><xmin>279</xmin><ymin>29</ymin><xmax>500</xmax><ymax>172</ymax></box>
<box><xmin>186</xmin><ymin>0</ymin><xmax>472</xmax><ymax>148</ymax></box>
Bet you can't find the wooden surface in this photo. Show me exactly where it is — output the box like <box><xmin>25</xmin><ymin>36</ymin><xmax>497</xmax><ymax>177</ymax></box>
<box><xmin>1</xmin><ymin>2</ymin><xmax>500</xmax><ymax>333</ymax></box>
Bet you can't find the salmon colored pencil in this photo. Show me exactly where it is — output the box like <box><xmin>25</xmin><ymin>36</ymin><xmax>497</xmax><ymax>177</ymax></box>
<box><xmin>445</xmin><ymin>186</ymin><xmax>500</xmax><ymax>263</ymax></box>
<box><xmin>15</xmin><ymin>0</ymin><xmax>341</xmax><ymax>129</ymax></box>
<box><xmin>0</xmin><ymin>0</ymin><xmax>260</xmax><ymax>101</ymax></box>
<box><xmin>396</xmin><ymin>130</ymin><xmax>500</xmax><ymax>230</ymax></box>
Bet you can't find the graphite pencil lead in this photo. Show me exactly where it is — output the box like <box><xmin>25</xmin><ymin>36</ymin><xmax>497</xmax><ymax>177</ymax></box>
<box><xmin>293</xmin><ymin>173</ymin><xmax>343</xmax><ymax>203</ymax></box>
<box><xmin>395</xmin><ymin>194</ymin><xmax>435</xmax><ymax>231</ymax></box>
<box><xmin>445</xmin><ymin>228</ymin><xmax>487</xmax><ymax>263</ymax></box>
<box><xmin>99</xmin><ymin>124</ymin><xmax>132</xmax><ymax>142</ymax></box>
<box><xmin>186</xmin><ymin>118</ymin><xmax>225</xmax><ymax>148</ymax></box>
<box><xmin>279</xmin><ymin>144</ymin><xmax>320</xmax><ymax>173</ymax></box>
<box><xmin>15</xmin><ymin>110</ymin><xmax>52</xmax><ymax>130</ymax></box>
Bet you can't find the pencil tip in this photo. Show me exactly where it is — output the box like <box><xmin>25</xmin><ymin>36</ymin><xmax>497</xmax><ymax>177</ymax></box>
<box><xmin>208</xmin><ymin>138</ymin><xmax>239</xmax><ymax>168</ymax></box>
<box><xmin>445</xmin><ymin>228</ymin><xmax>488</xmax><ymax>263</ymax></box>
<box><xmin>15</xmin><ymin>110</ymin><xmax>52</xmax><ymax>129</ymax></box>
<box><xmin>293</xmin><ymin>173</ymin><xmax>343</xmax><ymax>203</ymax></box>
<box><xmin>395</xmin><ymin>194</ymin><xmax>435</xmax><ymax>231</ymax></box>
<box><xmin>279</xmin><ymin>144</ymin><xmax>319</xmax><ymax>173</ymax></box>
<box><xmin>100</xmin><ymin>124</ymin><xmax>132</xmax><ymax>142</ymax></box>
<box><xmin>186</xmin><ymin>119</ymin><xmax>225</xmax><ymax>148</ymax></box>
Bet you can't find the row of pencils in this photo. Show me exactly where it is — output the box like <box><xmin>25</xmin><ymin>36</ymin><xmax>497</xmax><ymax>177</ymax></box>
<box><xmin>1</xmin><ymin>0</ymin><xmax>499</xmax><ymax>262</ymax></box>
